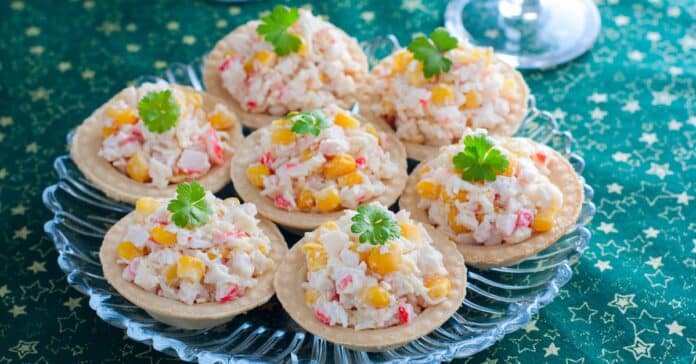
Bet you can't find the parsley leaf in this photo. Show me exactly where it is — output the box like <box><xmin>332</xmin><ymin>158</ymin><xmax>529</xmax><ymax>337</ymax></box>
<box><xmin>167</xmin><ymin>181</ymin><xmax>213</xmax><ymax>228</ymax></box>
<box><xmin>452</xmin><ymin>133</ymin><xmax>509</xmax><ymax>182</ymax></box>
<box><xmin>406</xmin><ymin>27</ymin><xmax>458</xmax><ymax>78</ymax></box>
<box><xmin>256</xmin><ymin>5</ymin><xmax>302</xmax><ymax>56</ymax></box>
<box><xmin>138</xmin><ymin>90</ymin><xmax>180</xmax><ymax>133</ymax></box>
<box><xmin>288</xmin><ymin>110</ymin><xmax>329</xmax><ymax>136</ymax></box>
<box><xmin>350</xmin><ymin>205</ymin><xmax>401</xmax><ymax>245</ymax></box>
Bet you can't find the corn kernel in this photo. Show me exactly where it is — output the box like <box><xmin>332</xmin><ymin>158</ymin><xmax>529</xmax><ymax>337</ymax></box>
<box><xmin>296</xmin><ymin>189</ymin><xmax>316</xmax><ymax>211</ymax></box>
<box><xmin>406</xmin><ymin>62</ymin><xmax>426</xmax><ymax>86</ymax></box>
<box><xmin>502</xmin><ymin>156</ymin><xmax>517</xmax><ymax>177</ymax></box>
<box><xmin>415</xmin><ymin>179</ymin><xmax>440</xmax><ymax>200</ymax></box>
<box><xmin>258</xmin><ymin>244</ymin><xmax>269</xmax><ymax>255</ymax></box>
<box><xmin>271</xmin><ymin>128</ymin><xmax>296</xmax><ymax>145</ymax></box>
<box><xmin>176</xmin><ymin>256</ymin><xmax>205</xmax><ymax>282</ymax></box>
<box><xmin>164</xmin><ymin>265</ymin><xmax>177</xmax><ymax>284</ymax></box>
<box><xmin>101</xmin><ymin>126</ymin><xmax>116</xmax><ymax>138</ymax></box>
<box><xmin>502</xmin><ymin>78</ymin><xmax>518</xmax><ymax>96</ymax></box>
<box><xmin>208</xmin><ymin>110</ymin><xmax>237</xmax><ymax>130</ymax></box>
<box><xmin>186</xmin><ymin>92</ymin><xmax>203</xmax><ymax>109</ymax></box>
<box><xmin>301</xmin><ymin>148</ymin><xmax>313</xmax><ymax>161</ymax></box>
<box><xmin>363</xmin><ymin>285</ymin><xmax>390</xmax><ymax>308</ymax></box>
<box><xmin>399</xmin><ymin>222</ymin><xmax>422</xmax><ymax>241</ymax></box>
<box><xmin>244</xmin><ymin>50</ymin><xmax>276</xmax><ymax>73</ymax></box>
<box><xmin>316</xmin><ymin>186</ymin><xmax>341</xmax><ymax>212</ymax></box>
<box><xmin>302</xmin><ymin>242</ymin><xmax>328</xmax><ymax>271</ymax></box>
<box><xmin>207</xmin><ymin>251</ymin><xmax>217</xmax><ymax>260</ymax></box>
<box><xmin>431</xmin><ymin>84</ymin><xmax>454</xmax><ymax>106</ymax></box>
<box><xmin>117</xmin><ymin>241</ymin><xmax>143</xmax><ymax>261</ymax></box>
<box><xmin>334</xmin><ymin>112</ymin><xmax>360</xmax><ymax>129</ymax></box>
<box><xmin>319</xmin><ymin>71</ymin><xmax>329</xmax><ymax>83</ymax></box>
<box><xmin>425</xmin><ymin>275</ymin><xmax>451</xmax><ymax>299</ymax></box>
<box><xmin>246</xmin><ymin>163</ymin><xmax>270</xmax><ymax>188</ymax></box>
<box><xmin>126</xmin><ymin>152</ymin><xmax>150</xmax><ymax>183</ymax></box>
<box><xmin>297</xmin><ymin>39</ymin><xmax>308</xmax><ymax>55</ymax></box>
<box><xmin>349</xmin><ymin>242</ymin><xmax>371</xmax><ymax>263</ymax></box>
<box><xmin>135</xmin><ymin>197</ymin><xmax>160</xmax><ymax>216</ymax></box>
<box><xmin>364</xmin><ymin>124</ymin><xmax>379</xmax><ymax>141</ymax></box>
<box><xmin>337</xmin><ymin>171</ymin><xmax>364</xmax><ymax>187</ymax></box>
<box><xmin>391</xmin><ymin>50</ymin><xmax>413</xmax><ymax>75</ymax></box>
<box><xmin>151</xmin><ymin>225</ymin><xmax>177</xmax><ymax>246</ymax></box>
<box><xmin>323</xmin><ymin>154</ymin><xmax>356</xmax><ymax>179</ymax></box>
<box><xmin>320</xmin><ymin>221</ymin><xmax>338</xmax><ymax>230</ymax></box>
<box><xmin>460</xmin><ymin>91</ymin><xmax>480</xmax><ymax>109</ymax></box>
<box><xmin>105</xmin><ymin>107</ymin><xmax>139</xmax><ymax>126</ymax></box>
<box><xmin>531</xmin><ymin>212</ymin><xmax>554</xmax><ymax>232</ymax></box>
<box><xmin>304</xmin><ymin>288</ymin><xmax>321</xmax><ymax>305</ymax></box>
<box><xmin>448</xmin><ymin>206</ymin><xmax>470</xmax><ymax>234</ymax></box>
<box><xmin>367</xmin><ymin>243</ymin><xmax>401</xmax><ymax>276</ymax></box>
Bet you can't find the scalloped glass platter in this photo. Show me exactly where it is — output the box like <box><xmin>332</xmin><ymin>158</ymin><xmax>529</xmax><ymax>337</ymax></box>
<box><xmin>42</xmin><ymin>38</ymin><xmax>595</xmax><ymax>363</ymax></box>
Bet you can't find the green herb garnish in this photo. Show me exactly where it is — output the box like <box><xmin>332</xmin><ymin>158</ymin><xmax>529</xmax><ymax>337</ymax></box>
<box><xmin>350</xmin><ymin>205</ymin><xmax>401</xmax><ymax>245</ymax></box>
<box><xmin>167</xmin><ymin>181</ymin><xmax>213</xmax><ymax>228</ymax></box>
<box><xmin>256</xmin><ymin>5</ymin><xmax>302</xmax><ymax>56</ymax></box>
<box><xmin>138</xmin><ymin>90</ymin><xmax>180</xmax><ymax>133</ymax></box>
<box><xmin>452</xmin><ymin>133</ymin><xmax>509</xmax><ymax>182</ymax></box>
<box><xmin>288</xmin><ymin>111</ymin><xmax>329</xmax><ymax>136</ymax></box>
<box><xmin>406</xmin><ymin>27</ymin><xmax>458</xmax><ymax>78</ymax></box>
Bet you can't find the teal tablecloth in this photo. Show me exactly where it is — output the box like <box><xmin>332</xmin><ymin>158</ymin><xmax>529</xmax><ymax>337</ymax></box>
<box><xmin>1</xmin><ymin>0</ymin><xmax>694</xmax><ymax>362</ymax></box>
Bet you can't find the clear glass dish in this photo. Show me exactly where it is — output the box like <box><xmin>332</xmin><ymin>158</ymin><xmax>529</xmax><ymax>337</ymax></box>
<box><xmin>42</xmin><ymin>41</ymin><xmax>595</xmax><ymax>363</ymax></box>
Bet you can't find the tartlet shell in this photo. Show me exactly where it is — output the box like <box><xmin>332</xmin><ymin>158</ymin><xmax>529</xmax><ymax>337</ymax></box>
<box><xmin>361</xmin><ymin>53</ymin><xmax>530</xmax><ymax>161</ymax></box>
<box><xmin>99</xmin><ymin>212</ymin><xmax>288</xmax><ymax>329</ymax></box>
<box><xmin>230</xmin><ymin>118</ymin><xmax>408</xmax><ymax>231</ymax></box>
<box><xmin>70</xmin><ymin>85</ymin><xmax>244</xmax><ymax>204</ymax></box>
<box><xmin>400</xmin><ymin>137</ymin><xmax>584</xmax><ymax>268</ymax></box>
<box><xmin>203</xmin><ymin>22</ymin><xmax>369</xmax><ymax>129</ymax></box>
<box><xmin>274</xmin><ymin>224</ymin><xmax>467</xmax><ymax>351</ymax></box>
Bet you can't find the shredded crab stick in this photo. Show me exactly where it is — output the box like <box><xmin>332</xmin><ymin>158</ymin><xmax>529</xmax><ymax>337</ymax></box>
<box><xmin>300</xmin><ymin>204</ymin><xmax>452</xmax><ymax>330</ymax></box>
<box><xmin>98</xmin><ymin>81</ymin><xmax>237</xmax><ymax>188</ymax></box>
<box><xmin>243</xmin><ymin>107</ymin><xmax>401</xmax><ymax>212</ymax></box>
<box><xmin>115</xmin><ymin>182</ymin><xmax>274</xmax><ymax>305</ymax></box>
<box><xmin>368</xmin><ymin>28</ymin><xmax>526</xmax><ymax>146</ymax></box>
<box><xmin>414</xmin><ymin>129</ymin><xmax>563</xmax><ymax>245</ymax></box>
<box><xmin>216</xmin><ymin>6</ymin><xmax>365</xmax><ymax>115</ymax></box>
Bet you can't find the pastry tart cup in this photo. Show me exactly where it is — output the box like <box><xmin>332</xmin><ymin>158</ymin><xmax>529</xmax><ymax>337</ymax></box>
<box><xmin>70</xmin><ymin>85</ymin><xmax>244</xmax><ymax>204</ymax></box>
<box><xmin>274</xmin><ymin>224</ymin><xmax>467</xmax><ymax>351</ymax></box>
<box><xmin>361</xmin><ymin>54</ymin><xmax>529</xmax><ymax>161</ymax></box>
<box><xmin>203</xmin><ymin>22</ymin><xmax>369</xmax><ymax>129</ymax></box>
<box><xmin>99</xmin><ymin>212</ymin><xmax>287</xmax><ymax>330</ymax></box>
<box><xmin>230</xmin><ymin>118</ymin><xmax>408</xmax><ymax>231</ymax></box>
<box><xmin>400</xmin><ymin>137</ymin><xmax>584</xmax><ymax>268</ymax></box>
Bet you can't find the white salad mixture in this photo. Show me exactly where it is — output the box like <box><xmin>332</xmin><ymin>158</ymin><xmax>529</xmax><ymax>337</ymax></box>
<box><xmin>243</xmin><ymin>106</ymin><xmax>401</xmax><ymax>212</ymax></box>
<box><xmin>301</xmin><ymin>204</ymin><xmax>452</xmax><ymax>330</ymax></box>
<box><xmin>217</xmin><ymin>8</ymin><xmax>365</xmax><ymax>115</ymax></box>
<box><xmin>115</xmin><ymin>192</ymin><xmax>273</xmax><ymax>305</ymax></box>
<box><xmin>369</xmin><ymin>45</ymin><xmax>524</xmax><ymax>146</ymax></box>
<box><xmin>415</xmin><ymin>130</ymin><xmax>563</xmax><ymax>245</ymax></box>
<box><xmin>99</xmin><ymin>81</ymin><xmax>237</xmax><ymax>188</ymax></box>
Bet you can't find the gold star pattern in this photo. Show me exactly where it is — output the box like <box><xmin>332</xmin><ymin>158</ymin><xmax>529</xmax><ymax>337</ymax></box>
<box><xmin>0</xmin><ymin>116</ymin><xmax>12</xmax><ymax>127</ymax></box>
<box><xmin>28</xmin><ymin>87</ymin><xmax>52</xmax><ymax>102</ymax></box>
<box><xmin>623</xmin><ymin>336</ymin><xmax>654</xmax><ymax>360</ymax></box>
<box><xmin>543</xmin><ymin>342</ymin><xmax>560</xmax><ymax>357</ymax></box>
<box><xmin>568</xmin><ymin>302</ymin><xmax>598</xmax><ymax>323</ymax></box>
<box><xmin>13</xmin><ymin>226</ymin><xmax>31</xmax><ymax>240</ymax></box>
<box><xmin>27</xmin><ymin>261</ymin><xmax>47</xmax><ymax>274</ymax></box>
<box><xmin>25</xmin><ymin>142</ymin><xmax>38</xmax><ymax>153</ymax></box>
<box><xmin>665</xmin><ymin>321</ymin><xmax>685</xmax><ymax>336</ymax></box>
<box><xmin>8</xmin><ymin>340</ymin><xmax>38</xmax><ymax>359</ymax></box>
<box><xmin>11</xmin><ymin>204</ymin><xmax>26</xmax><ymax>215</ymax></box>
<box><xmin>0</xmin><ymin>168</ymin><xmax>6</xmax><ymax>179</ymax></box>
<box><xmin>0</xmin><ymin>285</ymin><xmax>10</xmax><ymax>297</ymax></box>
<box><xmin>9</xmin><ymin>305</ymin><xmax>27</xmax><ymax>317</ymax></box>
<box><xmin>608</xmin><ymin>293</ymin><xmax>638</xmax><ymax>314</ymax></box>
<box><xmin>63</xmin><ymin>297</ymin><xmax>81</xmax><ymax>311</ymax></box>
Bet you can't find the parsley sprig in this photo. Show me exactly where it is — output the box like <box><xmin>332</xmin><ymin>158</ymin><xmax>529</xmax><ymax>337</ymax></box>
<box><xmin>288</xmin><ymin>111</ymin><xmax>329</xmax><ymax>136</ymax></box>
<box><xmin>256</xmin><ymin>5</ymin><xmax>303</xmax><ymax>56</ymax></box>
<box><xmin>167</xmin><ymin>181</ymin><xmax>213</xmax><ymax>228</ymax></box>
<box><xmin>138</xmin><ymin>90</ymin><xmax>180</xmax><ymax>133</ymax></box>
<box><xmin>406</xmin><ymin>27</ymin><xmax>458</xmax><ymax>78</ymax></box>
<box><xmin>350</xmin><ymin>205</ymin><xmax>401</xmax><ymax>245</ymax></box>
<box><xmin>452</xmin><ymin>133</ymin><xmax>509</xmax><ymax>182</ymax></box>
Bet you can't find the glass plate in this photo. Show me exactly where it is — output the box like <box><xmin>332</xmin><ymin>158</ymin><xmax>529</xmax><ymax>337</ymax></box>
<box><xmin>42</xmin><ymin>38</ymin><xmax>595</xmax><ymax>363</ymax></box>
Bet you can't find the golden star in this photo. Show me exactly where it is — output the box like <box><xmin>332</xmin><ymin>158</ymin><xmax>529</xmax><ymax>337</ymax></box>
<box><xmin>0</xmin><ymin>285</ymin><xmax>10</xmax><ymax>298</ymax></box>
<box><xmin>8</xmin><ymin>340</ymin><xmax>38</xmax><ymax>359</ymax></box>
<box><xmin>27</xmin><ymin>261</ymin><xmax>46</xmax><ymax>274</ymax></box>
<box><xmin>64</xmin><ymin>297</ymin><xmax>82</xmax><ymax>311</ymax></box>
<box><xmin>10</xmin><ymin>205</ymin><xmax>26</xmax><ymax>215</ymax></box>
<box><xmin>13</xmin><ymin>227</ymin><xmax>31</xmax><ymax>240</ymax></box>
<box><xmin>9</xmin><ymin>305</ymin><xmax>26</xmax><ymax>317</ymax></box>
